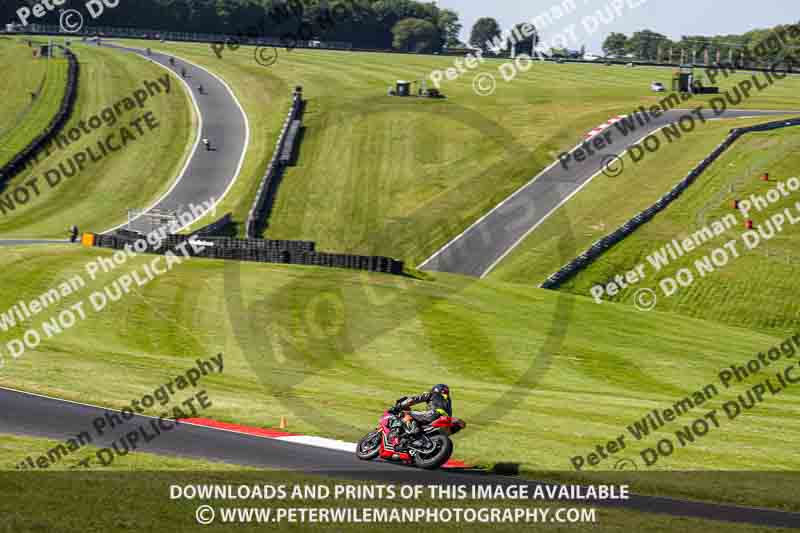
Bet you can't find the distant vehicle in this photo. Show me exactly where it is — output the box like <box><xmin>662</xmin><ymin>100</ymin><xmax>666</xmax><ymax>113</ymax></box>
<box><xmin>551</xmin><ymin>49</ymin><xmax>583</xmax><ymax>60</ymax></box>
<box><xmin>651</xmin><ymin>81</ymin><xmax>665</xmax><ymax>92</ymax></box>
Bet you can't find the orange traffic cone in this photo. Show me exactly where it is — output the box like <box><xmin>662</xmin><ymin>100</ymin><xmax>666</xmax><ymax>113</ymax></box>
<box><xmin>279</xmin><ymin>416</ymin><xmax>288</xmax><ymax>430</ymax></box>
<box><xmin>732</xmin><ymin>199</ymin><xmax>739</xmax><ymax>209</ymax></box>
<box><xmin>762</xmin><ymin>173</ymin><xmax>770</xmax><ymax>182</ymax></box>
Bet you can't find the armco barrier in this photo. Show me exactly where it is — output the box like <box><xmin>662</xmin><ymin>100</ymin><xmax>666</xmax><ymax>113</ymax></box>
<box><xmin>94</xmin><ymin>232</ymin><xmax>404</xmax><ymax>275</ymax></box>
<box><xmin>540</xmin><ymin>117</ymin><xmax>800</xmax><ymax>290</ymax></box>
<box><xmin>246</xmin><ymin>86</ymin><xmax>305</xmax><ymax>238</ymax></box>
<box><xmin>0</xmin><ymin>44</ymin><xmax>78</xmax><ymax>183</ymax></box>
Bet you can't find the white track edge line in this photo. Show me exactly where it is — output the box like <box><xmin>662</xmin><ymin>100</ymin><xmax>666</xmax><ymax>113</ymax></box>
<box><xmin>479</xmin><ymin>127</ymin><xmax>666</xmax><ymax>279</ymax></box>
<box><xmin>0</xmin><ymin>384</ymin><xmax>349</xmax><ymax>452</ymax></box>
<box><xmin>101</xmin><ymin>48</ymin><xmax>203</xmax><ymax>234</ymax></box>
<box><xmin>102</xmin><ymin>45</ymin><xmax>250</xmax><ymax>235</ymax></box>
<box><xmin>416</xmin><ymin>113</ymin><xmax>630</xmax><ymax>270</ymax></box>
<box><xmin>478</xmin><ymin>110</ymin><xmax>800</xmax><ymax>277</ymax></box>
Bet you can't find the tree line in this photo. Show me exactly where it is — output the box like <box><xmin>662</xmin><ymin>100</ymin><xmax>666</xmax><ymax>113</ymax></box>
<box><xmin>3</xmin><ymin>0</ymin><xmax>462</xmax><ymax>52</ymax></box>
<box><xmin>5</xmin><ymin>2</ymin><xmax>799</xmax><ymax>65</ymax></box>
<box><xmin>602</xmin><ymin>24</ymin><xmax>800</xmax><ymax>66</ymax></box>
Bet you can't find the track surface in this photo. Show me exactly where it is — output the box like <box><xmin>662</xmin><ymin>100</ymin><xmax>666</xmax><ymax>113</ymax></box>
<box><xmin>97</xmin><ymin>41</ymin><xmax>247</xmax><ymax>234</ymax></box>
<box><xmin>419</xmin><ymin>108</ymin><xmax>800</xmax><ymax>278</ymax></box>
<box><xmin>1</xmin><ymin>386</ymin><xmax>799</xmax><ymax>528</ymax></box>
<box><xmin>0</xmin><ymin>41</ymin><xmax>247</xmax><ymax>239</ymax></box>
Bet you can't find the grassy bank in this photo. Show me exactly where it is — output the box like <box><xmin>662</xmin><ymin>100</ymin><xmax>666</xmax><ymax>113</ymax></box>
<box><xmin>127</xmin><ymin>40</ymin><xmax>800</xmax><ymax>265</ymax></box>
<box><xmin>0</xmin><ymin>41</ymin><xmax>194</xmax><ymax>238</ymax></box>
<box><xmin>489</xmin><ymin>115</ymin><xmax>799</xmax><ymax>287</ymax></box>
<box><xmin>557</xmin><ymin>123</ymin><xmax>800</xmax><ymax>333</ymax></box>
<box><xmin>0</xmin><ymin>38</ymin><xmax>67</xmax><ymax>169</ymax></box>
<box><xmin>0</xmin><ymin>246</ymin><xmax>797</xmax><ymax>502</ymax></box>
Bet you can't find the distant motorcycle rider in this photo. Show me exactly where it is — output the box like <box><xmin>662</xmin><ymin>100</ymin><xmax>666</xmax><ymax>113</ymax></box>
<box><xmin>399</xmin><ymin>384</ymin><xmax>452</xmax><ymax>437</ymax></box>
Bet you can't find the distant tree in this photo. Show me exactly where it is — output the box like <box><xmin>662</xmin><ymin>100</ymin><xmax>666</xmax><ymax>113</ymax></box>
<box><xmin>469</xmin><ymin>17</ymin><xmax>502</xmax><ymax>53</ymax></box>
<box><xmin>602</xmin><ymin>32</ymin><xmax>628</xmax><ymax>57</ymax></box>
<box><xmin>596</xmin><ymin>22</ymin><xmax>800</xmax><ymax>68</ymax></box>
<box><xmin>627</xmin><ymin>30</ymin><xmax>669</xmax><ymax>60</ymax></box>
<box><xmin>510</xmin><ymin>22</ymin><xmax>537</xmax><ymax>55</ymax></box>
<box><xmin>437</xmin><ymin>9</ymin><xmax>462</xmax><ymax>48</ymax></box>
<box><xmin>392</xmin><ymin>18</ymin><xmax>441</xmax><ymax>53</ymax></box>
<box><xmin>579</xmin><ymin>44</ymin><xmax>586</xmax><ymax>58</ymax></box>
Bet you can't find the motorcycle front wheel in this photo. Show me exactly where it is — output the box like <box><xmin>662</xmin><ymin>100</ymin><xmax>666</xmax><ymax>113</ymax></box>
<box><xmin>413</xmin><ymin>434</ymin><xmax>453</xmax><ymax>470</ymax></box>
<box><xmin>356</xmin><ymin>431</ymin><xmax>381</xmax><ymax>460</ymax></box>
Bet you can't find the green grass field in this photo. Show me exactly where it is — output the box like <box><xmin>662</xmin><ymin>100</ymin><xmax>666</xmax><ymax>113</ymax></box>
<box><xmin>129</xmin><ymin>40</ymin><xmax>800</xmax><ymax>266</ymax></box>
<box><xmin>0</xmin><ymin>40</ymin><xmax>194</xmax><ymax>238</ymax></box>
<box><xmin>555</xmin><ymin>124</ymin><xmax>800</xmax><ymax>333</ymax></box>
<box><xmin>1</xmin><ymin>38</ymin><xmax>799</xmax><ymax>521</ymax></box>
<box><xmin>0</xmin><ymin>244</ymin><xmax>798</xmax><ymax>509</ymax></box>
<box><xmin>0</xmin><ymin>38</ymin><xmax>67</xmax><ymax>169</ymax></box>
<box><xmin>489</xmin><ymin>114</ymin><xmax>800</xmax><ymax>288</ymax></box>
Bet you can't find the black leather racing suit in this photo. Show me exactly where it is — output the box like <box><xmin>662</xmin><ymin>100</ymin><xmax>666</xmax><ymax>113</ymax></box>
<box><xmin>400</xmin><ymin>391</ymin><xmax>452</xmax><ymax>434</ymax></box>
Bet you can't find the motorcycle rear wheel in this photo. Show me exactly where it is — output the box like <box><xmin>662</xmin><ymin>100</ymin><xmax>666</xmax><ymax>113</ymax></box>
<box><xmin>356</xmin><ymin>431</ymin><xmax>381</xmax><ymax>460</ymax></box>
<box><xmin>413</xmin><ymin>434</ymin><xmax>453</xmax><ymax>470</ymax></box>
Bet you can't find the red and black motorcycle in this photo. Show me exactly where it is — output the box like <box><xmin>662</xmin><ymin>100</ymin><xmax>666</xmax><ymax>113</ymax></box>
<box><xmin>355</xmin><ymin>399</ymin><xmax>466</xmax><ymax>470</ymax></box>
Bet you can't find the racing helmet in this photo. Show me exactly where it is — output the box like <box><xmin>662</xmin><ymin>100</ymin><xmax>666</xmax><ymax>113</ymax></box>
<box><xmin>431</xmin><ymin>384</ymin><xmax>450</xmax><ymax>399</ymax></box>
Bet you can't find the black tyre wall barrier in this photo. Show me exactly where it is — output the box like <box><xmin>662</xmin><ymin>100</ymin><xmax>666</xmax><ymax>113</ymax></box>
<box><xmin>246</xmin><ymin>87</ymin><xmax>305</xmax><ymax>238</ymax></box>
<box><xmin>0</xmin><ymin>44</ymin><xmax>79</xmax><ymax>184</ymax></box>
<box><xmin>540</xmin><ymin>117</ymin><xmax>800</xmax><ymax>290</ymax></box>
<box><xmin>95</xmin><ymin>232</ymin><xmax>404</xmax><ymax>275</ymax></box>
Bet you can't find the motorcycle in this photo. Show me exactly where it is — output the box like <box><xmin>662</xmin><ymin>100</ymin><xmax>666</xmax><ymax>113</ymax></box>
<box><xmin>355</xmin><ymin>398</ymin><xmax>466</xmax><ymax>470</ymax></box>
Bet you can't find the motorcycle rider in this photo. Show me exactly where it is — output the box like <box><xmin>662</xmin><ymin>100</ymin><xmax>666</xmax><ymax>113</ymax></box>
<box><xmin>398</xmin><ymin>384</ymin><xmax>452</xmax><ymax>438</ymax></box>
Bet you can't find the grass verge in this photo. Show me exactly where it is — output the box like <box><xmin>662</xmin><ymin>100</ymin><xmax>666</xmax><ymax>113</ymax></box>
<box><xmin>0</xmin><ymin>40</ymin><xmax>194</xmax><ymax>238</ymax></box>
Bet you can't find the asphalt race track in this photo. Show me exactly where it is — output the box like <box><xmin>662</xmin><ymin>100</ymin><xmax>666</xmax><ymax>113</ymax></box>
<box><xmin>419</xmin><ymin>108</ymin><xmax>800</xmax><ymax>278</ymax></box>
<box><xmin>98</xmin><ymin>41</ymin><xmax>248</xmax><ymax>234</ymax></box>
<box><xmin>1</xmin><ymin>386</ymin><xmax>799</xmax><ymax>528</ymax></box>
